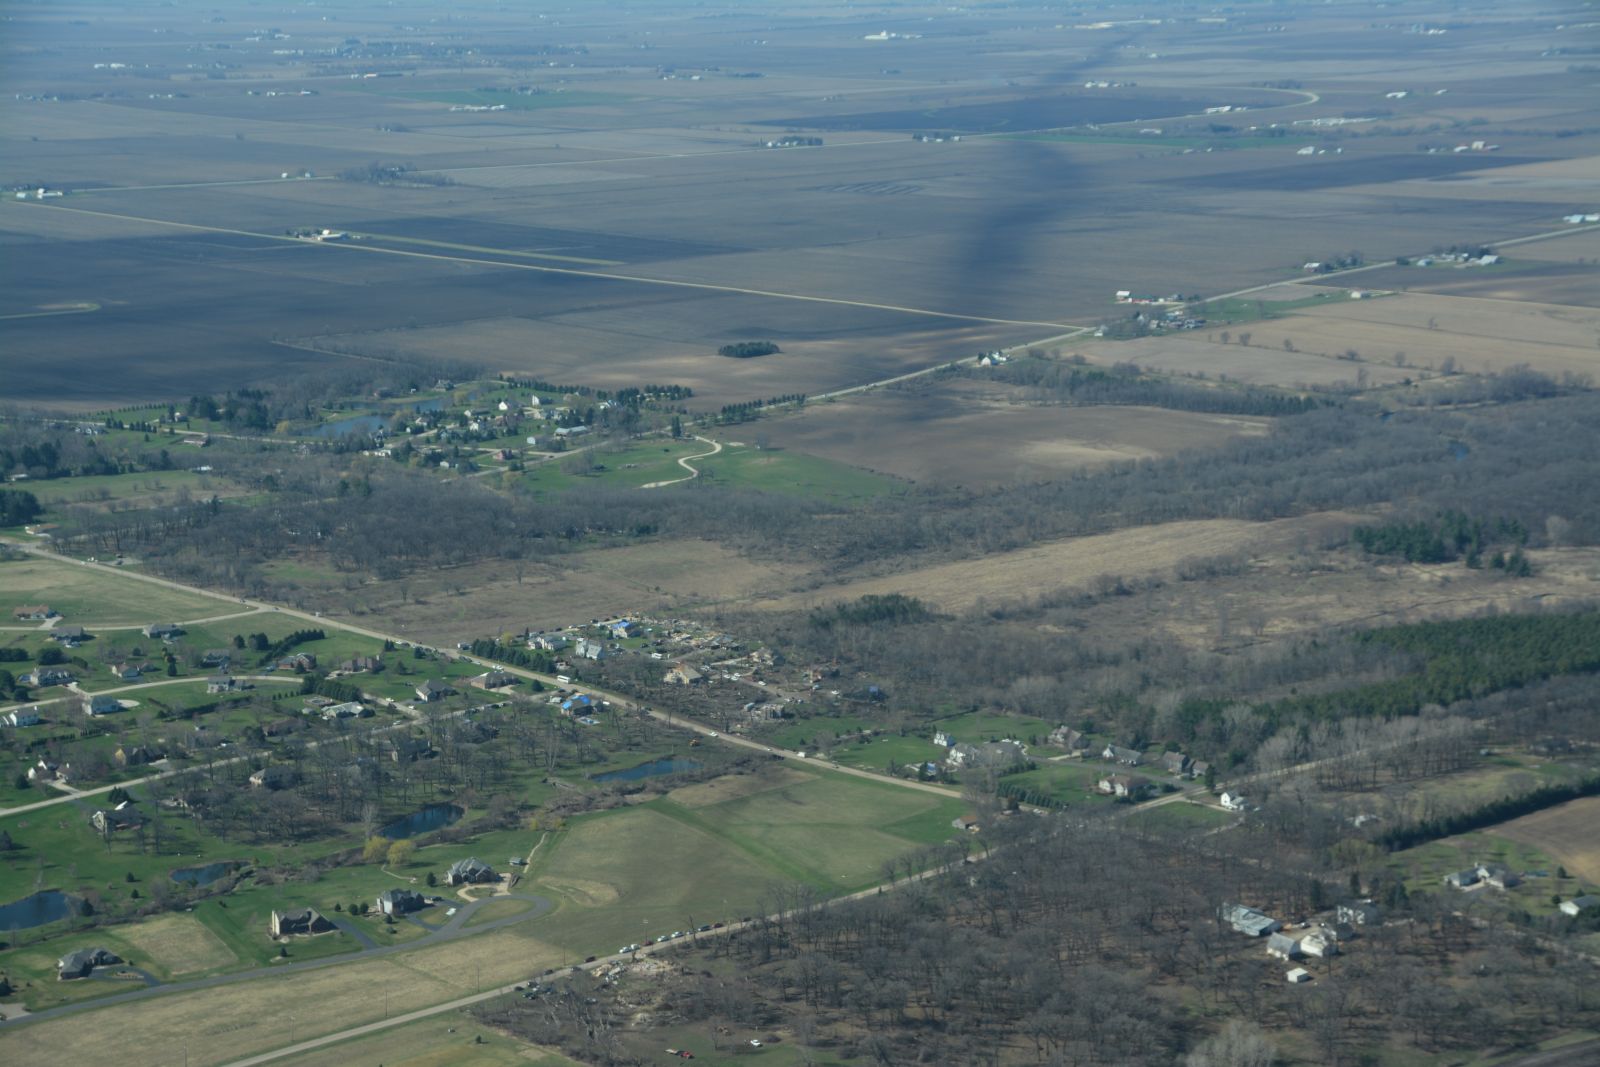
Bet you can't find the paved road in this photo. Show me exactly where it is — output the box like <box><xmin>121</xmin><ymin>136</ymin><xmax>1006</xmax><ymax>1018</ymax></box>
<box><xmin>0</xmin><ymin>891</ymin><xmax>553</xmax><ymax>1032</ymax></box>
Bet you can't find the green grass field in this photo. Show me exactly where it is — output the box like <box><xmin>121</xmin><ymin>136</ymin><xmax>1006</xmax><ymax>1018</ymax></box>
<box><xmin>21</xmin><ymin>470</ymin><xmax>236</xmax><ymax>509</ymax></box>
<box><xmin>1127</xmin><ymin>801</ymin><xmax>1235</xmax><ymax>832</ymax></box>
<box><xmin>518</xmin><ymin>440</ymin><xmax>707</xmax><ymax>497</ymax></box>
<box><xmin>1191</xmin><ymin>291</ymin><xmax>1360</xmax><ymax>325</ymax></box>
<box><xmin>276</xmin><ymin>1016</ymin><xmax>584</xmax><ymax>1067</ymax></box>
<box><xmin>1000</xmin><ymin>761</ymin><xmax>1115</xmax><ymax>808</ymax></box>
<box><xmin>0</xmin><ymin>556</ymin><xmax>229</xmax><ymax>625</ymax></box>
<box><xmin>695</xmin><ymin>445</ymin><xmax>904</xmax><ymax>503</ymax></box>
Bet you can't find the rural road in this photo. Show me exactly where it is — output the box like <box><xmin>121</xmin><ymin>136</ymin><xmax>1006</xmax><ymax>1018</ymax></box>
<box><xmin>640</xmin><ymin>436</ymin><xmax>722</xmax><ymax>489</ymax></box>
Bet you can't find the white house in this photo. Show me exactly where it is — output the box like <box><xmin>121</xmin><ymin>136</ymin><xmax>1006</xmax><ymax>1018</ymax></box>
<box><xmin>1220</xmin><ymin>792</ymin><xmax>1250</xmax><ymax>812</ymax></box>
<box><xmin>1560</xmin><ymin>896</ymin><xmax>1598</xmax><ymax>917</ymax></box>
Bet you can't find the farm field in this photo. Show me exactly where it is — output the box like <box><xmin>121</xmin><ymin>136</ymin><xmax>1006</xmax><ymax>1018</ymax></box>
<box><xmin>1356</xmin><ymin>261</ymin><xmax>1600</xmax><ymax>310</ymax></box>
<box><xmin>757</xmin><ymin>511</ymin><xmax>1366</xmax><ymax>615</ymax></box>
<box><xmin>272</xmin><ymin>1016</ymin><xmax>583</xmax><ymax>1067</ymax></box>
<box><xmin>1233</xmin><ymin>293</ymin><xmax>1600</xmax><ymax>378</ymax></box>
<box><xmin>0</xmin><ymin>556</ymin><xmax>230</xmax><ymax>625</ymax></box>
<box><xmin>1485</xmin><ymin>797</ymin><xmax>1600</xmax><ymax>887</ymax></box>
<box><xmin>755</xmin><ymin>386</ymin><xmax>1271</xmax><ymax>488</ymax></box>
<box><xmin>1075</xmin><ymin>335</ymin><xmax>1416</xmax><ymax>389</ymax></box>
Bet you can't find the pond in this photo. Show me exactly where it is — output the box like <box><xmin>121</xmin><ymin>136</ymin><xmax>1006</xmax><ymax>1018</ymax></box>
<box><xmin>0</xmin><ymin>889</ymin><xmax>80</xmax><ymax>931</ymax></box>
<box><xmin>592</xmin><ymin>758</ymin><xmax>703</xmax><ymax>784</ymax></box>
<box><xmin>380</xmin><ymin>803</ymin><xmax>463</xmax><ymax>839</ymax></box>
<box><xmin>310</xmin><ymin>413</ymin><xmax>388</xmax><ymax>439</ymax></box>
<box><xmin>170</xmin><ymin>861</ymin><xmax>240</xmax><ymax>886</ymax></box>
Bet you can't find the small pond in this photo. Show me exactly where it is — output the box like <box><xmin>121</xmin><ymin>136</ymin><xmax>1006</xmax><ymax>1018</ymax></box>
<box><xmin>171</xmin><ymin>861</ymin><xmax>241</xmax><ymax>886</ymax></box>
<box><xmin>380</xmin><ymin>803</ymin><xmax>463</xmax><ymax>839</ymax></box>
<box><xmin>592</xmin><ymin>758</ymin><xmax>703</xmax><ymax>784</ymax></box>
<box><xmin>311</xmin><ymin>413</ymin><xmax>388</xmax><ymax>439</ymax></box>
<box><xmin>0</xmin><ymin>889</ymin><xmax>80</xmax><ymax>931</ymax></box>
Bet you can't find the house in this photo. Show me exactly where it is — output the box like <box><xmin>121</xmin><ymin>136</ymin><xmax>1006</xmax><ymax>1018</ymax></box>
<box><xmin>1337</xmin><ymin>901</ymin><xmax>1381</xmax><ymax>926</ymax></box>
<box><xmin>575</xmin><ymin>637</ymin><xmax>609</xmax><ymax>661</ymax></box>
<box><xmin>530</xmin><ymin>634</ymin><xmax>570</xmax><ymax>652</ymax></box>
<box><xmin>276</xmin><ymin>652</ymin><xmax>316</xmax><ymax>672</ymax></box>
<box><xmin>1189</xmin><ymin>760</ymin><xmax>1211</xmax><ymax>780</ymax></box>
<box><xmin>1159</xmin><ymin>751</ymin><xmax>1192</xmax><ymax>776</ymax></box>
<box><xmin>414</xmin><ymin>679</ymin><xmax>454</xmax><ymax>702</ymax></box>
<box><xmin>377</xmin><ymin>888</ymin><xmax>426</xmax><ymax>916</ymax></box>
<box><xmin>320</xmin><ymin>701</ymin><xmax>362</xmax><ymax>720</ymax></box>
<box><xmin>114</xmin><ymin>744</ymin><xmax>161</xmax><ymax>768</ymax></box>
<box><xmin>1048</xmin><ymin>726</ymin><xmax>1090</xmax><ymax>750</ymax></box>
<box><xmin>23</xmin><ymin>667</ymin><xmax>74</xmax><ymax>687</ymax></box>
<box><xmin>28</xmin><ymin>757</ymin><xmax>60</xmax><ymax>781</ymax></box>
<box><xmin>1446</xmin><ymin>864</ymin><xmax>1520</xmax><ymax>890</ymax></box>
<box><xmin>109</xmin><ymin>661</ymin><xmax>146</xmax><ymax>682</ymax></box>
<box><xmin>143</xmin><ymin>623</ymin><xmax>182</xmax><ymax>639</ymax></box>
<box><xmin>1300</xmin><ymin>930</ymin><xmax>1339</xmax><ymax>958</ymax></box>
<box><xmin>90</xmin><ymin>801</ymin><xmax>145</xmax><ymax>834</ymax></box>
<box><xmin>946</xmin><ymin>740</ymin><xmax>1025</xmax><ymax>770</ymax></box>
<box><xmin>88</xmin><ymin>694</ymin><xmax>123</xmax><ymax>716</ymax></box>
<box><xmin>13</xmin><ymin>604</ymin><xmax>56</xmax><ymax>621</ymax></box>
<box><xmin>264</xmin><ymin>717</ymin><xmax>302</xmax><ymax>738</ymax></box>
<box><xmin>1560</xmin><ymin>896</ymin><xmax>1599</xmax><ymax>917</ymax></box>
<box><xmin>1222</xmin><ymin>904</ymin><xmax>1282</xmax><ymax>937</ymax></box>
<box><xmin>933</xmin><ymin>730</ymin><xmax>956</xmax><ymax>748</ymax></box>
<box><xmin>271</xmin><ymin>908</ymin><xmax>335</xmax><ymax>937</ymax></box>
<box><xmin>387</xmin><ymin>736</ymin><xmax>432</xmax><ymax>763</ymax></box>
<box><xmin>1286</xmin><ymin>967</ymin><xmax>1312</xmax><ymax>984</ymax></box>
<box><xmin>340</xmin><ymin>655</ymin><xmax>381</xmax><ymax>673</ymax></box>
<box><xmin>1266</xmin><ymin>932</ymin><xmax>1302</xmax><ymax>960</ymax></box>
<box><xmin>58</xmin><ymin>947</ymin><xmax>119</xmax><ymax>980</ymax></box>
<box><xmin>953</xmin><ymin>814</ymin><xmax>981</xmax><ymax>832</ymax></box>
<box><xmin>52</xmin><ymin>625</ymin><xmax>87</xmax><ymax>645</ymax></box>
<box><xmin>1101</xmin><ymin>744</ymin><xmax>1143</xmax><ymax>766</ymax></box>
<box><xmin>1220</xmin><ymin>792</ymin><xmax>1251</xmax><ymax>812</ymax></box>
<box><xmin>206</xmin><ymin>676</ymin><xmax>241</xmax><ymax>694</ymax></box>
<box><xmin>446</xmin><ymin>856</ymin><xmax>498</xmax><ymax>885</ymax></box>
<box><xmin>560</xmin><ymin>693</ymin><xmax>596</xmax><ymax>715</ymax></box>
<box><xmin>249</xmin><ymin>765</ymin><xmax>301</xmax><ymax>790</ymax></box>
<box><xmin>4</xmin><ymin>708</ymin><xmax>42</xmax><ymax>727</ymax></box>
<box><xmin>1097</xmin><ymin>773</ymin><xmax>1153</xmax><ymax>799</ymax></box>
<box><xmin>664</xmin><ymin>663</ymin><xmax>704</xmax><ymax>685</ymax></box>
<box><xmin>469</xmin><ymin>670</ymin><xmax>516</xmax><ymax>690</ymax></box>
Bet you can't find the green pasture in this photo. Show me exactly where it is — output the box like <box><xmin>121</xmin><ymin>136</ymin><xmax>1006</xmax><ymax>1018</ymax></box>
<box><xmin>695</xmin><ymin>445</ymin><xmax>904</xmax><ymax>503</ymax></box>
<box><xmin>0</xmin><ymin>556</ymin><xmax>228</xmax><ymax>625</ymax></box>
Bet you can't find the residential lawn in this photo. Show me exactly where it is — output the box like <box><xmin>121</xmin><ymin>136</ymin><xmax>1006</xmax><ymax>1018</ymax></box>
<box><xmin>518</xmin><ymin>439</ymin><xmax>705</xmax><ymax>497</ymax></box>
<box><xmin>463</xmin><ymin>897</ymin><xmax>538</xmax><ymax>927</ymax></box>
<box><xmin>1128</xmin><ymin>801</ymin><xmax>1235</xmax><ymax>832</ymax></box>
<box><xmin>828</xmin><ymin>734</ymin><xmax>944</xmax><ymax>774</ymax></box>
<box><xmin>929</xmin><ymin>709</ymin><xmax>1057</xmax><ymax>746</ymax></box>
<box><xmin>1389</xmin><ymin>831</ymin><xmax>1567</xmax><ymax>916</ymax></box>
<box><xmin>694</xmin><ymin>444</ymin><xmax>904</xmax><ymax>503</ymax></box>
<box><xmin>0</xmin><ymin>556</ymin><xmax>228</xmax><ymax>625</ymax></box>
<box><xmin>1001</xmin><ymin>761</ymin><xmax>1117</xmax><ymax>808</ymax></box>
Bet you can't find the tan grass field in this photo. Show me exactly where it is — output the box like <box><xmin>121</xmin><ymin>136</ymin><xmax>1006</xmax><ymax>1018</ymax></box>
<box><xmin>271</xmin><ymin>1017</ymin><xmax>580</xmax><ymax>1067</ymax></box>
<box><xmin>758</xmin><ymin>512</ymin><xmax>1367</xmax><ymax>614</ymax></box>
<box><xmin>113</xmin><ymin>914</ymin><xmax>238</xmax><ymax>977</ymax></box>
<box><xmin>1232</xmin><ymin>293</ymin><xmax>1600</xmax><ymax>378</ymax></box>
<box><xmin>759</xmin><ymin>387</ymin><xmax>1271</xmax><ymax>488</ymax></box>
<box><xmin>0</xmin><ymin>556</ymin><xmax>229</xmax><ymax>625</ymax></box>
<box><xmin>1486</xmin><ymin>796</ymin><xmax>1600</xmax><ymax>886</ymax></box>
<box><xmin>0</xmin><ymin>926</ymin><xmax>567</xmax><ymax>1067</ymax></box>
<box><xmin>667</xmin><ymin>765</ymin><xmax>816</xmax><ymax>809</ymax></box>
<box><xmin>1513</xmin><ymin>228</ymin><xmax>1600</xmax><ymax>263</ymax></box>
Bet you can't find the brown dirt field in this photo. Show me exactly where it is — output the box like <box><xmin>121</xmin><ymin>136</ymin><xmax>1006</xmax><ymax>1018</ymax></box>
<box><xmin>1236</xmin><ymin>294</ymin><xmax>1600</xmax><ymax>378</ymax></box>
<box><xmin>1076</xmin><ymin>335</ymin><xmax>1414</xmax><ymax>388</ymax></box>
<box><xmin>1486</xmin><ymin>796</ymin><xmax>1600</xmax><ymax>887</ymax></box>
<box><xmin>324</xmin><ymin>540</ymin><xmax>806</xmax><ymax>642</ymax></box>
<box><xmin>758</xmin><ymin>386</ymin><xmax>1270</xmax><ymax>488</ymax></box>
<box><xmin>757</xmin><ymin>512</ymin><xmax>1369</xmax><ymax>615</ymax></box>
<box><xmin>1513</xmin><ymin>228</ymin><xmax>1600</xmax><ymax>264</ymax></box>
